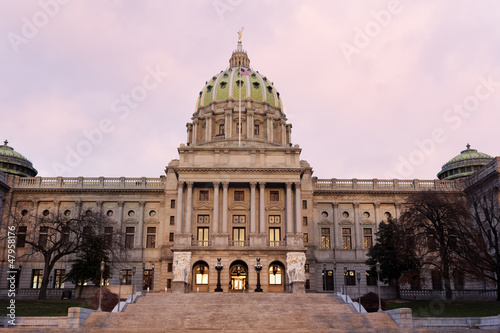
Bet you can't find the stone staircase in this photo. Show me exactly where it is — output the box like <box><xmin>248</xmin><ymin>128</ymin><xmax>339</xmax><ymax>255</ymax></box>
<box><xmin>80</xmin><ymin>293</ymin><xmax>401</xmax><ymax>332</ymax></box>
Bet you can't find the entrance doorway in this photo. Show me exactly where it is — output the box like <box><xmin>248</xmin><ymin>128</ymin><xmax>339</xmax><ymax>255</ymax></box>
<box><xmin>323</xmin><ymin>270</ymin><xmax>334</xmax><ymax>291</ymax></box>
<box><xmin>268</xmin><ymin>261</ymin><xmax>286</xmax><ymax>292</ymax></box>
<box><xmin>229</xmin><ymin>261</ymin><xmax>248</xmax><ymax>291</ymax></box>
<box><xmin>192</xmin><ymin>261</ymin><xmax>209</xmax><ymax>292</ymax></box>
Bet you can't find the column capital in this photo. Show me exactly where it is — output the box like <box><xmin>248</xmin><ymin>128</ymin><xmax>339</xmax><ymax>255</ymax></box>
<box><xmin>258</xmin><ymin>181</ymin><xmax>266</xmax><ymax>187</ymax></box>
<box><xmin>250</xmin><ymin>181</ymin><xmax>257</xmax><ymax>188</ymax></box>
<box><xmin>286</xmin><ymin>182</ymin><xmax>293</xmax><ymax>188</ymax></box>
<box><xmin>294</xmin><ymin>182</ymin><xmax>301</xmax><ymax>189</ymax></box>
<box><xmin>353</xmin><ymin>202</ymin><xmax>359</xmax><ymax>208</ymax></box>
<box><xmin>374</xmin><ymin>202</ymin><xmax>380</xmax><ymax>208</ymax></box>
<box><xmin>213</xmin><ymin>182</ymin><xmax>220</xmax><ymax>189</ymax></box>
<box><xmin>177</xmin><ymin>181</ymin><xmax>184</xmax><ymax>188</ymax></box>
<box><xmin>139</xmin><ymin>201</ymin><xmax>146</xmax><ymax>207</ymax></box>
<box><xmin>117</xmin><ymin>201</ymin><xmax>124</xmax><ymax>207</ymax></box>
<box><xmin>222</xmin><ymin>181</ymin><xmax>229</xmax><ymax>188</ymax></box>
<box><xmin>186</xmin><ymin>181</ymin><xmax>194</xmax><ymax>188</ymax></box>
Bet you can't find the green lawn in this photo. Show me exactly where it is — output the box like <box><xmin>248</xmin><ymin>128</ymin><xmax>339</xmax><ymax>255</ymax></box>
<box><xmin>0</xmin><ymin>299</ymin><xmax>92</xmax><ymax>317</ymax></box>
<box><xmin>385</xmin><ymin>299</ymin><xmax>500</xmax><ymax>317</ymax></box>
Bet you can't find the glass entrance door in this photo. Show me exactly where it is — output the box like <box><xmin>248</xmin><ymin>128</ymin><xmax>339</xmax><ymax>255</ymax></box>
<box><xmin>230</xmin><ymin>264</ymin><xmax>247</xmax><ymax>290</ymax></box>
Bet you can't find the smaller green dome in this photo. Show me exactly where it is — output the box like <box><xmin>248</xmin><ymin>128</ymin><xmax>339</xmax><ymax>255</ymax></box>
<box><xmin>437</xmin><ymin>144</ymin><xmax>493</xmax><ymax>180</ymax></box>
<box><xmin>0</xmin><ymin>140</ymin><xmax>38</xmax><ymax>177</ymax></box>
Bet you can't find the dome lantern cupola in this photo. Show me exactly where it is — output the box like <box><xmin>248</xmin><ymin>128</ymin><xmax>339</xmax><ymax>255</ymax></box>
<box><xmin>437</xmin><ymin>144</ymin><xmax>493</xmax><ymax>180</ymax></box>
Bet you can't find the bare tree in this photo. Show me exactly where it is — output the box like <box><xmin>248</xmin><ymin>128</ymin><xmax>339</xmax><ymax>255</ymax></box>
<box><xmin>10</xmin><ymin>209</ymin><xmax>126</xmax><ymax>300</ymax></box>
<box><xmin>400</xmin><ymin>190</ymin><xmax>469</xmax><ymax>300</ymax></box>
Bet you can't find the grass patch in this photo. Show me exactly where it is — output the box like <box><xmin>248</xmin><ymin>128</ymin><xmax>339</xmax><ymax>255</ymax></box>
<box><xmin>0</xmin><ymin>299</ymin><xmax>92</xmax><ymax>317</ymax></box>
<box><xmin>385</xmin><ymin>299</ymin><xmax>500</xmax><ymax>317</ymax></box>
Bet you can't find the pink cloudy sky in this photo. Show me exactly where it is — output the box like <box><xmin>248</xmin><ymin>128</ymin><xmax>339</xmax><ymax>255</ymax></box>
<box><xmin>1</xmin><ymin>0</ymin><xmax>499</xmax><ymax>180</ymax></box>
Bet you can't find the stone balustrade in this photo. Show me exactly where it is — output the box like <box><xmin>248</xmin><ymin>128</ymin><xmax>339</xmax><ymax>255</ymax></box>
<box><xmin>313</xmin><ymin>178</ymin><xmax>459</xmax><ymax>191</ymax></box>
<box><xmin>15</xmin><ymin>176</ymin><xmax>164</xmax><ymax>189</ymax></box>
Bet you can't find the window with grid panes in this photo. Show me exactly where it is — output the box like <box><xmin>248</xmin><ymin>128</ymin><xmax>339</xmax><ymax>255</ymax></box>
<box><xmin>199</xmin><ymin>190</ymin><xmax>209</xmax><ymax>201</ymax></box>
<box><xmin>321</xmin><ymin>228</ymin><xmax>330</xmax><ymax>249</ymax></box>
<box><xmin>233</xmin><ymin>215</ymin><xmax>246</xmax><ymax>224</ymax></box>
<box><xmin>270</xmin><ymin>191</ymin><xmax>279</xmax><ymax>201</ymax></box>
<box><xmin>197</xmin><ymin>227</ymin><xmax>209</xmax><ymax>246</ymax></box>
<box><xmin>125</xmin><ymin>227</ymin><xmax>135</xmax><ymax>248</ymax></box>
<box><xmin>170</xmin><ymin>216</ymin><xmax>175</xmax><ymax>225</ymax></box>
<box><xmin>169</xmin><ymin>232</ymin><xmax>174</xmax><ymax>242</ymax></box>
<box><xmin>268</xmin><ymin>215</ymin><xmax>281</xmax><ymax>224</ymax></box>
<box><xmin>302</xmin><ymin>200</ymin><xmax>307</xmax><ymax>209</ymax></box>
<box><xmin>32</xmin><ymin>269</ymin><xmax>43</xmax><ymax>289</ymax></box>
<box><xmin>146</xmin><ymin>227</ymin><xmax>156</xmax><ymax>248</ymax></box>
<box><xmin>303</xmin><ymin>217</ymin><xmax>308</xmax><ymax>226</ymax></box>
<box><xmin>363</xmin><ymin>228</ymin><xmax>373</xmax><ymax>249</ymax></box>
<box><xmin>342</xmin><ymin>228</ymin><xmax>352</xmax><ymax>249</ymax></box>
<box><xmin>198</xmin><ymin>215</ymin><xmax>210</xmax><ymax>224</ymax></box>
<box><xmin>269</xmin><ymin>227</ymin><xmax>280</xmax><ymax>246</ymax></box>
<box><xmin>234</xmin><ymin>191</ymin><xmax>244</xmax><ymax>201</ymax></box>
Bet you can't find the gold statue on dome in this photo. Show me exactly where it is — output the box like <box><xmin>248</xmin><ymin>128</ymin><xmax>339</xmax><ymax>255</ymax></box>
<box><xmin>238</xmin><ymin>27</ymin><xmax>244</xmax><ymax>43</ymax></box>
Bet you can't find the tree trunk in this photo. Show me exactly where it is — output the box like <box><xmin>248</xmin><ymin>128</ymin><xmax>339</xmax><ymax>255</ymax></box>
<box><xmin>38</xmin><ymin>258</ymin><xmax>52</xmax><ymax>300</ymax></box>
<box><xmin>442</xmin><ymin>260</ymin><xmax>453</xmax><ymax>301</ymax></box>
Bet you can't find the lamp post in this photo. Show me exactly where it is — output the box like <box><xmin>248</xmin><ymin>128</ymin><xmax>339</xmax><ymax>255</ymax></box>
<box><xmin>151</xmin><ymin>262</ymin><xmax>155</xmax><ymax>292</ymax></box>
<box><xmin>215</xmin><ymin>258</ymin><xmax>223</xmax><ymax>292</ymax></box>
<box><xmin>132</xmin><ymin>266</ymin><xmax>136</xmax><ymax>296</ymax></box>
<box><xmin>357</xmin><ymin>272</ymin><xmax>361</xmax><ymax>312</ymax></box>
<box><xmin>343</xmin><ymin>265</ymin><xmax>347</xmax><ymax>297</ymax></box>
<box><xmin>323</xmin><ymin>263</ymin><xmax>326</xmax><ymax>292</ymax></box>
<box><xmin>376</xmin><ymin>261</ymin><xmax>382</xmax><ymax>312</ymax></box>
<box><xmin>98</xmin><ymin>260</ymin><xmax>104</xmax><ymax>312</ymax></box>
<box><xmin>333</xmin><ymin>262</ymin><xmax>337</xmax><ymax>293</ymax></box>
<box><xmin>254</xmin><ymin>258</ymin><xmax>263</xmax><ymax>292</ymax></box>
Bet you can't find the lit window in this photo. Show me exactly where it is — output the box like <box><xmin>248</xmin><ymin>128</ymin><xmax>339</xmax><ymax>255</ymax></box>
<box><xmin>54</xmin><ymin>269</ymin><xmax>65</xmax><ymax>289</ymax></box>
<box><xmin>269</xmin><ymin>227</ymin><xmax>280</xmax><ymax>246</ymax></box>
<box><xmin>363</xmin><ymin>228</ymin><xmax>373</xmax><ymax>249</ymax></box>
<box><xmin>122</xmin><ymin>269</ymin><xmax>132</xmax><ymax>285</ymax></box>
<box><xmin>342</xmin><ymin>228</ymin><xmax>352</xmax><ymax>249</ymax></box>
<box><xmin>197</xmin><ymin>227</ymin><xmax>209</xmax><ymax>246</ymax></box>
<box><xmin>303</xmin><ymin>233</ymin><xmax>308</xmax><ymax>243</ymax></box>
<box><xmin>32</xmin><ymin>269</ymin><xmax>43</xmax><ymax>289</ymax></box>
<box><xmin>195</xmin><ymin>264</ymin><xmax>209</xmax><ymax>285</ymax></box>
<box><xmin>269</xmin><ymin>265</ymin><xmax>282</xmax><ymax>285</ymax></box>
<box><xmin>321</xmin><ymin>228</ymin><xmax>330</xmax><ymax>249</ymax></box>
<box><xmin>346</xmin><ymin>270</ymin><xmax>356</xmax><ymax>285</ymax></box>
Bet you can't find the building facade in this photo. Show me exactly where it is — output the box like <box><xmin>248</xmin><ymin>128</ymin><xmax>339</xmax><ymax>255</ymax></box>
<box><xmin>0</xmin><ymin>40</ymin><xmax>498</xmax><ymax>298</ymax></box>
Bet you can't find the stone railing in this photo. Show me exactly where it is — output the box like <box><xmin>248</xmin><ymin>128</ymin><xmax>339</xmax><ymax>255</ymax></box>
<box><xmin>400</xmin><ymin>289</ymin><xmax>497</xmax><ymax>300</ymax></box>
<box><xmin>191</xmin><ymin>240</ymin><xmax>211</xmax><ymax>247</ymax></box>
<box><xmin>268</xmin><ymin>241</ymin><xmax>287</xmax><ymax>247</ymax></box>
<box><xmin>313</xmin><ymin>178</ymin><xmax>459</xmax><ymax>192</ymax></box>
<box><xmin>15</xmin><ymin>177</ymin><xmax>164</xmax><ymax>190</ymax></box>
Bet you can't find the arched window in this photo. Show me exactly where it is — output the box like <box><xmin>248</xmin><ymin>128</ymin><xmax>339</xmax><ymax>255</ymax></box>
<box><xmin>219</xmin><ymin>124</ymin><xmax>225</xmax><ymax>135</ymax></box>
<box><xmin>269</xmin><ymin>265</ymin><xmax>282</xmax><ymax>285</ymax></box>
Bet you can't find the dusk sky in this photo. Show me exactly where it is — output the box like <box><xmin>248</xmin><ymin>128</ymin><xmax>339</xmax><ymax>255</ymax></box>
<box><xmin>2</xmin><ymin>1</ymin><xmax>499</xmax><ymax>180</ymax></box>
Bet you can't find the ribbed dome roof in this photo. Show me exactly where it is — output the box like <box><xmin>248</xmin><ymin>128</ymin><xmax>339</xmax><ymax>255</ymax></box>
<box><xmin>437</xmin><ymin>144</ymin><xmax>493</xmax><ymax>180</ymax></box>
<box><xmin>195</xmin><ymin>43</ymin><xmax>283</xmax><ymax>112</ymax></box>
<box><xmin>0</xmin><ymin>140</ymin><xmax>38</xmax><ymax>177</ymax></box>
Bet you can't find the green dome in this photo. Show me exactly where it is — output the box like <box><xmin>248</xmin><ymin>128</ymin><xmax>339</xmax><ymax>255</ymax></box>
<box><xmin>437</xmin><ymin>144</ymin><xmax>493</xmax><ymax>180</ymax></box>
<box><xmin>196</xmin><ymin>68</ymin><xmax>283</xmax><ymax>110</ymax></box>
<box><xmin>0</xmin><ymin>140</ymin><xmax>38</xmax><ymax>177</ymax></box>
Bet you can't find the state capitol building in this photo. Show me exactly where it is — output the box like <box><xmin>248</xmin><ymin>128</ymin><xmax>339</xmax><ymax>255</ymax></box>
<box><xmin>0</xmin><ymin>38</ymin><xmax>498</xmax><ymax>298</ymax></box>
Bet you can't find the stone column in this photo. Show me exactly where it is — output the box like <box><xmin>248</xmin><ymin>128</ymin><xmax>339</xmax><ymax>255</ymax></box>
<box><xmin>138</xmin><ymin>201</ymin><xmax>145</xmax><ymax>248</ymax></box>
<box><xmin>176</xmin><ymin>182</ymin><xmax>184</xmax><ymax>234</ymax></box>
<box><xmin>294</xmin><ymin>183</ymin><xmax>302</xmax><ymax>234</ymax></box>
<box><xmin>184</xmin><ymin>182</ymin><xmax>194</xmax><ymax>234</ymax></box>
<box><xmin>333</xmin><ymin>203</ymin><xmax>341</xmax><ymax>250</ymax></box>
<box><xmin>353</xmin><ymin>203</ymin><xmax>359</xmax><ymax>249</ymax></box>
<box><xmin>250</xmin><ymin>182</ymin><xmax>257</xmax><ymax>233</ymax></box>
<box><xmin>213</xmin><ymin>182</ymin><xmax>220</xmax><ymax>234</ymax></box>
<box><xmin>259</xmin><ymin>182</ymin><xmax>266</xmax><ymax>234</ymax></box>
<box><xmin>222</xmin><ymin>182</ymin><xmax>229</xmax><ymax>234</ymax></box>
<box><xmin>117</xmin><ymin>201</ymin><xmax>124</xmax><ymax>228</ymax></box>
<box><xmin>267</xmin><ymin>115</ymin><xmax>273</xmax><ymax>142</ymax></box>
<box><xmin>192</xmin><ymin>120</ymin><xmax>198</xmax><ymax>146</ymax></box>
<box><xmin>281</xmin><ymin>120</ymin><xmax>286</xmax><ymax>145</ymax></box>
<box><xmin>395</xmin><ymin>203</ymin><xmax>401</xmax><ymax>220</ymax></box>
<box><xmin>286</xmin><ymin>182</ymin><xmax>293</xmax><ymax>234</ymax></box>
<box><xmin>374</xmin><ymin>203</ymin><xmax>380</xmax><ymax>234</ymax></box>
<box><xmin>54</xmin><ymin>200</ymin><xmax>61</xmax><ymax>217</ymax></box>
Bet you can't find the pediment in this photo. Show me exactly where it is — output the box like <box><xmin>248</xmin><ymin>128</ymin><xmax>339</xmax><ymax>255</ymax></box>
<box><xmin>229</xmin><ymin>204</ymin><xmax>248</xmax><ymax>211</ymax></box>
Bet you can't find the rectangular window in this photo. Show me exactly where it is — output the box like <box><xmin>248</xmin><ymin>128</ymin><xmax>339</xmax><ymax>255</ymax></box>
<box><xmin>170</xmin><ymin>216</ymin><xmax>175</xmax><ymax>225</ymax></box>
<box><xmin>199</xmin><ymin>190</ymin><xmax>209</xmax><ymax>201</ymax></box>
<box><xmin>143</xmin><ymin>270</ymin><xmax>153</xmax><ymax>290</ymax></box>
<box><xmin>61</xmin><ymin>226</ymin><xmax>70</xmax><ymax>245</ymax></box>
<box><xmin>366</xmin><ymin>270</ymin><xmax>377</xmax><ymax>286</ymax></box>
<box><xmin>270</xmin><ymin>191</ymin><xmax>279</xmax><ymax>201</ymax></box>
<box><xmin>233</xmin><ymin>227</ymin><xmax>245</xmax><ymax>246</ymax></box>
<box><xmin>39</xmin><ymin>226</ymin><xmax>48</xmax><ymax>249</ymax></box>
<box><xmin>32</xmin><ymin>269</ymin><xmax>43</xmax><ymax>289</ymax></box>
<box><xmin>104</xmin><ymin>227</ymin><xmax>113</xmax><ymax>247</ymax></box>
<box><xmin>146</xmin><ymin>227</ymin><xmax>156</xmax><ymax>248</ymax></box>
<box><xmin>236</xmin><ymin>122</ymin><xmax>242</xmax><ymax>134</ymax></box>
<box><xmin>303</xmin><ymin>233</ymin><xmax>308</xmax><ymax>243</ymax></box>
<box><xmin>122</xmin><ymin>269</ymin><xmax>132</xmax><ymax>285</ymax></box>
<box><xmin>268</xmin><ymin>215</ymin><xmax>281</xmax><ymax>224</ymax></box>
<box><xmin>170</xmin><ymin>200</ymin><xmax>175</xmax><ymax>209</ymax></box>
<box><xmin>125</xmin><ymin>227</ymin><xmax>135</xmax><ymax>248</ymax></box>
<box><xmin>321</xmin><ymin>228</ymin><xmax>330</xmax><ymax>249</ymax></box>
<box><xmin>167</xmin><ymin>263</ymin><xmax>173</xmax><ymax>272</ymax></box>
<box><xmin>166</xmin><ymin>279</ymin><xmax>172</xmax><ymax>289</ymax></box>
<box><xmin>197</xmin><ymin>215</ymin><xmax>210</xmax><ymax>224</ymax></box>
<box><xmin>302</xmin><ymin>200</ymin><xmax>307</xmax><ymax>209</ymax></box>
<box><xmin>363</xmin><ymin>228</ymin><xmax>373</xmax><ymax>249</ymax></box>
<box><xmin>17</xmin><ymin>226</ymin><xmax>27</xmax><ymax>248</ymax></box>
<box><xmin>269</xmin><ymin>227</ymin><xmax>281</xmax><ymax>246</ymax></box>
<box><xmin>346</xmin><ymin>270</ymin><xmax>356</xmax><ymax>286</ymax></box>
<box><xmin>302</xmin><ymin>217</ymin><xmax>308</xmax><ymax>226</ymax></box>
<box><xmin>169</xmin><ymin>232</ymin><xmax>174</xmax><ymax>242</ymax></box>
<box><xmin>54</xmin><ymin>269</ymin><xmax>65</xmax><ymax>289</ymax></box>
<box><xmin>305</xmin><ymin>279</ymin><xmax>310</xmax><ymax>289</ymax></box>
<box><xmin>305</xmin><ymin>264</ymin><xmax>309</xmax><ymax>273</ymax></box>
<box><xmin>254</xmin><ymin>124</ymin><xmax>259</xmax><ymax>135</ymax></box>
<box><xmin>232</xmin><ymin>215</ymin><xmax>246</xmax><ymax>224</ymax></box>
<box><xmin>234</xmin><ymin>190</ymin><xmax>244</xmax><ymax>201</ymax></box>
<box><xmin>342</xmin><ymin>228</ymin><xmax>352</xmax><ymax>249</ymax></box>
<box><xmin>197</xmin><ymin>227</ymin><xmax>209</xmax><ymax>246</ymax></box>
<box><xmin>431</xmin><ymin>270</ymin><xmax>443</xmax><ymax>291</ymax></box>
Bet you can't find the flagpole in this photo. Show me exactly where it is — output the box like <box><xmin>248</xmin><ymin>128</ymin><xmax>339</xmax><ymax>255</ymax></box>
<box><xmin>238</xmin><ymin>65</ymin><xmax>242</xmax><ymax>147</ymax></box>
